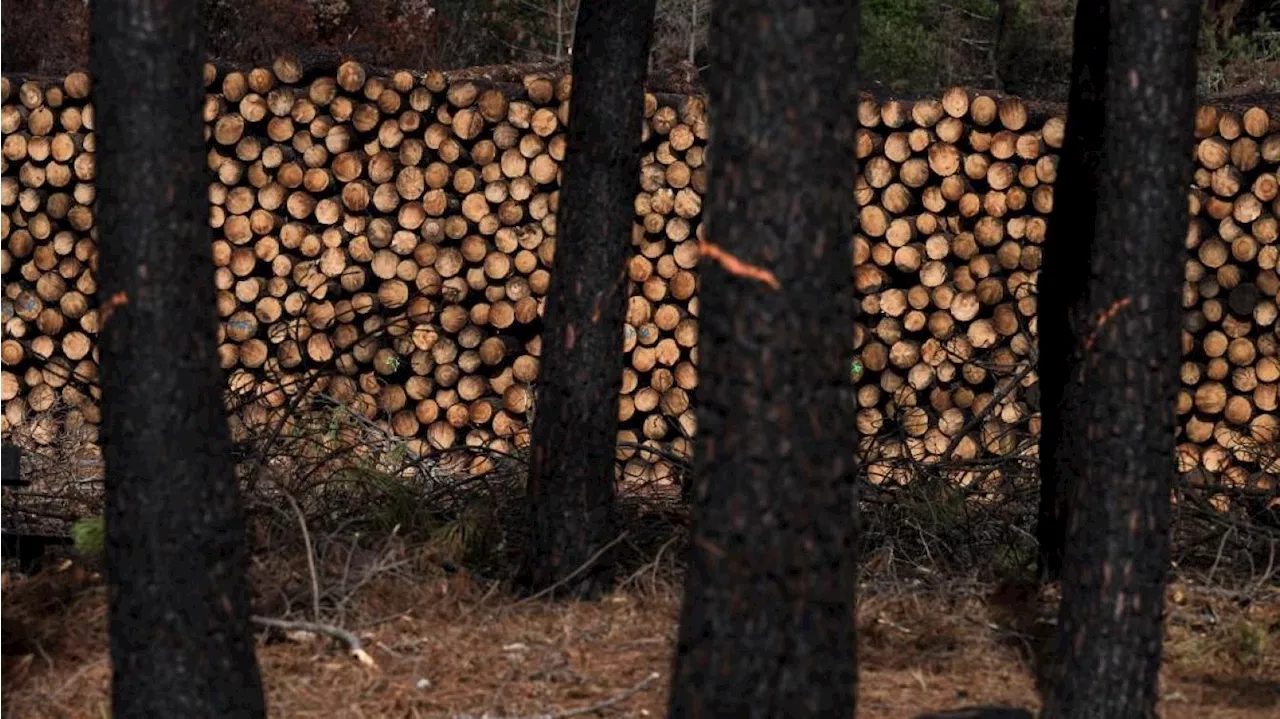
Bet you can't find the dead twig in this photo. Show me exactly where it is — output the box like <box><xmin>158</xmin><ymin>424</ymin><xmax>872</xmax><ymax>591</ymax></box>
<box><xmin>250</xmin><ymin>615</ymin><xmax>377</xmax><ymax>668</ymax></box>
<box><xmin>619</xmin><ymin>534</ymin><xmax>681</xmax><ymax>592</ymax></box>
<box><xmin>1206</xmin><ymin>525</ymin><xmax>1236</xmax><ymax>586</ymax></box>
<box><xmin>511</xmin><ymin>532</ymin><xmax>630</xmax><ymax>607</ymax></box>
<box><xmin>549</xmin><ymin>671</ymin><xmax>661</xmax><ymax>719</ymax></box>
<box><xmin>457</xmin><ymin>579</ymin><xmax>505</xmax><ymax>622</ymax></box>
<box><xmin>941</xmin><ymin>350</ymin><xmax>1037</xmax><ymax>459</ymax></box>
<box><xmin>1249</xmin><ymin>538</ymin><xmax>1277</xmax><ymax>594</ymax></box>
<box><xmin>281</xmin><ymin>489</ymin><xmax>322</xmax><ymax>622</ymax></box>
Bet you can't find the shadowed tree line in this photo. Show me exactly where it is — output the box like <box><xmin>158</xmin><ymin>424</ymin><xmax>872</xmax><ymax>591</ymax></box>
<box><xmin>4</xmin><ymin>0</ymin><xmax>1276</xmax><ymax>97</ymax></box>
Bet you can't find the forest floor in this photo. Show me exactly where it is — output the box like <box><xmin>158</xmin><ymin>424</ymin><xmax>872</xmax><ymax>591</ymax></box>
<box><xmin>3</xmin><ymin>558</ymin><xmax>1278</xmax><ymax>719</ymax></box>
<box><xmin>3</xmin><ymin>434</ymin><xmax>1277</xmax><ymax>717</ymax></box>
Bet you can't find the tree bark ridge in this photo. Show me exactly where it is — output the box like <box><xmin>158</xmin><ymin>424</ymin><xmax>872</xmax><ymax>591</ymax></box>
<box><xmin>1040</xmin><ymin>1</ymin><xmax>1202</xmax><ymax>716</ymax></box>
<box><xmin>666</xmin><ymin>1</ymin><xmax>862</xmax><ymax>717</ymax></box>
<box><xmin>519</xmin><ymin>0</ymin><xmax>658</xmax><ymax>598</ymax></box>
<box><xmin>91</xmin><ymin>1</ymin><xmax>267</xmax><ymax>716</ymax></box>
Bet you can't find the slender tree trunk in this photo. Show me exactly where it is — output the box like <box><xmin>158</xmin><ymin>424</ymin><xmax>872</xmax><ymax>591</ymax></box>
<box><xmin>568</xmin><ymin>0</ymin><xmax>582</xmax><ymax>58</ymax></box>
<box><xmin>666</xmin><ymin>2</ymin><xmax>861</xmax><ymax>717</ymax></box>
<box><xmin>556</xmin><ymin>0</ymin><xmax>564</xmax><ymax>62</ymax></box>
<box><xmin>90</xmin><ymin>2</ymin><xmax>267</xmax><ymax>717</ymax></box>
<box><xmin>1035</xmin><ymin>0</ymin><xmax>1111</xmax><ymax>582</ymax></box>
<box><xmin>688</xmin><ymin>0</ymin><xmax>698</xmax><ymax>63</ymax></box>
<box><xmin>1039</xmin><ymin>1</ymin><xmax>1201</xmax><ymax>717</ymax></box>
<box><xmin>991</xmin><ymin>0</ymin><xmax>1017</xmax><ymax>91</ymax></box>
<box><xmin>518</xmin><ymin>0</ymin><xmax>656</xmax><ymax>599</ymax></box>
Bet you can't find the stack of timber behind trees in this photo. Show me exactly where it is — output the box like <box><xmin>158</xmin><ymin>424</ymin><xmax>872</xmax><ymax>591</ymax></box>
<box><xmin>0</xmin><ymin>58</ymin><xmax>1277</xmax><ymax>506</ymax></box>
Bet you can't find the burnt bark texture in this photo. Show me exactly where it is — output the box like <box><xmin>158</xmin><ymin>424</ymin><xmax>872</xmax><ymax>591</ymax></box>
<box><xmin>665</xmin><ymin>2</ymin><xmax>861</xmax><ymax>718</ymax></box>
<box><xmin>90</xmin><ymin>2</ymin><xmax>267</xmax><ymax>717</ymax></box>
<box><xmin>1035</xmin><ymin>0</ymin><xmax>1111</xmax><ymax>581</ymax></box>
<box><xmin>518</xmin><ymin>0</ymin><xmax>657</xmax><ymax>598</ymax></box>
<box><xmin>1037</xmin><ymin>1</ymin><xmax>1202</xmax><ymax>718</ymax></box>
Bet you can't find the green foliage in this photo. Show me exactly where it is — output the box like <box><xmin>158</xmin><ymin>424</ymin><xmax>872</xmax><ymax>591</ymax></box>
<box><xmin>318</xmin><ymin>460</ymin><xmax>503</xmax><ymax>569</ymax></box>
<box><xmin>997</xmin><ymin>0</ymin><xmax>1075</xmax><ymax>99</ymax></box>
<box><xmin>1198</xmin><ymin>10</ymin><xmax>1280</xmax><ymax>95</ymax></box>
<box><xmin>1236</xmin><ymin>619</ymin><xmax>1270</xmax><ymax>662</ymax></box>
<box><xmin>858</xmin><ymin>0</ymin><xmax>949</xmax><ymax>91</ymax></box>
<box><xmin>324</xmin><ymin>465</ymin><xmax>428</xmax><ymax>535</ymax></box>
<box><xmin>426</xmin><ymin>500</ymin><xmax>500</xmax><ymax>567</ymax></box>
<box><xmin>71</xmin><ymin>516</ymin><xmax>105</xmax><ymax>559</ymax></box>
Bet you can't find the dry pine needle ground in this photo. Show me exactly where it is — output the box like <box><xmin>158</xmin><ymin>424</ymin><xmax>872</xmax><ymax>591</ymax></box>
<box><xmin>2</xmin><ymin>559</ymin><xmax>1277</xmax><ymax>719</ymax></box>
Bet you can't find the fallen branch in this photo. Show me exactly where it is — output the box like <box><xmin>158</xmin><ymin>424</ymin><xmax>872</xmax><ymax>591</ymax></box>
<box><xmin>250</xmin><ymin>615</ymin><xmax>377</xmax><ymax>668</ymax></box>
<box><xmin>280</xmin><ymin>489</ymin><xmax>322</xmax><ymax>622</ymax></box>
<box><xmin>550</xmin><ymin>671</ymin><xmax>661</xmax><ymax>718</ymax></box>
<box><xmin>941</xmin><ymin>348</ymin><xmax>1038</xmax><ymax>460</ymax></box>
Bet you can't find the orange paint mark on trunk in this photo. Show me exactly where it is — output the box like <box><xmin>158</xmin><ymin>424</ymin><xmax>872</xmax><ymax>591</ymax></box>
<box><xmin>99</xmin><ymin>291</ymin><xmax>129</xmax><ymax>326</ymax></box>
<box><xmin>698</xmin><ymin>239</ymin><xmax>781</xmax><ymax>290</ymax></box>
<box><xmin>1083</xmin><ymin>296</ymin><xmax>1132</xmax><ymax>351</ymax></box>
<box><xmin>695</xmin><ymin>536</ymin><xmax>726</xmax><ymax>559</ymax></box>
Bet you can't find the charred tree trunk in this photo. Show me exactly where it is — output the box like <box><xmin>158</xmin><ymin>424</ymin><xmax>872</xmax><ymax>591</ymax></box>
<box><xmin>90</xmin><ymin>2</ymin><xmax>267</xmax><ymax>717</ymax></box>
<box><xmin>518</xmin><ymin>0</ymin><xmax>657</xmax><ymax>598</ymax></box>
<box><xmin>666</xmin><ymin>2</ymin><xmax>861</xmax><ymax>717</ymax></box>
<box><xmin>1035</xmin><ymin>0</ymin><xmax>1111</xmax><ymax>582</ymax></box>
<box><xmin>1040</xmin><ymin>1</ymin><xmax>1201</xmax><ymax>717</ymax></box>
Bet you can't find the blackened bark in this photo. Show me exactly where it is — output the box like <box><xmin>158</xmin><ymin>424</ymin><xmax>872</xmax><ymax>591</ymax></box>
<box><xmin>1039</xmin><ymin>1</ymin><xmax>1202</xmax><ymax>718</ymax></box>
<box><xmin>1035</xmin><ymin>0</ymin><xmax>1111</xmax><ymax>581</ymax></box>
<box><xmin>91</xmin><ymin>3</ymin><xmax>267</xmax><ymax>717</ymax></box>
<box><xmin>666</xmin><ymin>2</ymin><xmax>861</xmax><ymax>718</ymax></box>
<box><xmin>518</xmin><ymin>1</ymin><xmax>656</xmax><ymax>598</ymax></box>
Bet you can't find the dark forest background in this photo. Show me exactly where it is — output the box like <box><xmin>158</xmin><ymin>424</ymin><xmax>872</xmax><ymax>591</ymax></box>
<box><xmin>3</xmin><ymin>0</ymin><xmax>1277</xmax><ymax>99</ymax></box>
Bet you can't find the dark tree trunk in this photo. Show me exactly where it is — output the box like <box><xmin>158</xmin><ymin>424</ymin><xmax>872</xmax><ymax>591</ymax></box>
<box><xmin>665</xmin><ymin>2</ymin><xmax>861</xmax><ymax>717</ymax></box>
<box><xmin>518</xmin><ymin>0</ymin><xmax>657</xmax><ymax>599</ymax></box>
<box><xmin>90</xmin><ymin>3</ymin><xmax>267</xmax><ymax>717</ymax></box>
<box><xmin>1034</xmin><ymin>0</ymin><xmax>1111</xmax><ymax>582</ymax></box>
<box><xmin>1038</xmin><ymin>1</ymin><xmax>1202</xmax><ymax>717</ymax></box>
<box><xmin>991</xmin><ymin>0</ymin><xmax>1017</xmax><ymax>92</ymax></box>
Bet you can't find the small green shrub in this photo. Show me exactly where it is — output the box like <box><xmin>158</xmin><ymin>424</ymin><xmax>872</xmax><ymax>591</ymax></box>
<box><xmin>859</xmin><ymin>0</ymin><xmax>949</xmax><ymax>91</ymax></box>
<box><xmin>70</xmin><ymin>516</ymin><xmax>105</xmax><ymax>559</ymax></box>
<box><xmin>1198</xmin><ymin>12</ymin><xmax>1280</xmax><ymax>95</ymax></box>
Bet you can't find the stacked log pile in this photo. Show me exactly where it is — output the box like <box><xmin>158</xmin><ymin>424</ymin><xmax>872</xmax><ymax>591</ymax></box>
<box><xmin>2</xmin><ymin>70</ymin><xmax>101</xmax><ymax>454</ymax></box>
<box><xmin>1</xmin><ymin>59</ymin><xmax>1277</xmax><ymax>493</ymax></box>
<box><xmin>190</xmin><ymin>62</ymin><xmax>587</xmax><ymax>465</ymax></box>
<box><xmin>847</xmin><ymin>90</ymin><xmax>1058</xmax><ymax>487</ymax></box>
<box><xmin>1177</xmin><ymin>104</ymin><xmax>1280</xmax><ymax>495</ymax></box>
